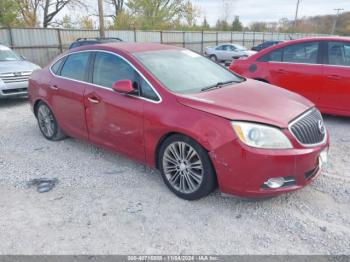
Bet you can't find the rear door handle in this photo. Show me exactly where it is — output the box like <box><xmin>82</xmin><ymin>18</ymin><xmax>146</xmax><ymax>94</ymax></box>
<box><xmin>327</xmin><ymin>75</ymin><xmax>341</xmax><ymax>80</ymax></box>
<box><xmin>277</xmin><ymin>69</ymin><xmax>288</xmax><ymax>74</ymax></box>
<box><xmin>50</xmin><ymin>84</ymin><xmax>58</xmax><ymax>90</ymax></box>
<box><xmin>88</xmin><ymin>97</ymin><xmax>100</xmax><ymax>104</ymax></box>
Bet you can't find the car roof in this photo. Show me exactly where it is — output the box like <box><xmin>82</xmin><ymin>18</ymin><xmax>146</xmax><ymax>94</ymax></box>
<box><xmin>71</xmin><ymin>42</ymin><xmax>183</xmax><ymax>54</ymax></box>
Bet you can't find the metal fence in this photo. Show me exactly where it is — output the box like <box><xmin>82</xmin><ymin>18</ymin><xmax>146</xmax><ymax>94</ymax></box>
<box><xmin>0</xmin><ymin>27</ymin><xmax>329</xmax><ymax>67</ymax></box>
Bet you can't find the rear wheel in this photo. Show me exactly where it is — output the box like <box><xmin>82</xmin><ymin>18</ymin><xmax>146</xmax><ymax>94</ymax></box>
<box><xmin>36</xmin><ymin>102</ymin><xmax>66</xmax><ymax>141</ymax></box>
<box><xmin>158</xmin><ymin>134</ymin><xmax>216</xmax><ymax>200</ymax></box>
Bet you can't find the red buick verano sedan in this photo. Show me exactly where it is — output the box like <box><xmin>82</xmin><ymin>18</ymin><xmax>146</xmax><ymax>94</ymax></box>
<box><xmin>29</xmin><ymin>43</ymin><xmax>329</xmax><ymax>200</ymax></box>
<box><xmin>230</xmin><ymin>37</ymin><xmax>350</xmax><ymax>117</ymax></box>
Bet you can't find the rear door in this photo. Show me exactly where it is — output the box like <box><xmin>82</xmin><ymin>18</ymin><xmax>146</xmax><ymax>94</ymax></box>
<box><xmin>266</xmin><ymin>41</ymin><xmax>324</xmax><ymax>104</ymax></box>
<box><xmin>319</xmin><ymin>41</ymin><xmax>350</xmax><ymax>115</ymax></box>
<box><xmin>50</xmin><ymin>51</ymin><xmax>91</xmax><ymax>139</ymax></box>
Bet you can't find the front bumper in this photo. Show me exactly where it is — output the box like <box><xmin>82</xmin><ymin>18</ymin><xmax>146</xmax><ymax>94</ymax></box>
<box><xmin>0</xmin><ymin>80</ymin><xmax>29</xmax><ymax>98</ymax></box>
<box><xmin>209</xmin><ymin>133</ymin><xmax>329</xmax><ymax>198</ymax></box>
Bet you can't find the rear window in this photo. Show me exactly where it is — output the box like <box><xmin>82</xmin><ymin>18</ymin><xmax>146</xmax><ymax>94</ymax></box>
<box><xmin>51</xmin><ymin>58</ymin><xmax>65</xmax><ymax>74</ymax></box>
<box><xmin>258</xmin><ymin>49</ymin><xmax>283</xmax><ymax>62</ymax></box>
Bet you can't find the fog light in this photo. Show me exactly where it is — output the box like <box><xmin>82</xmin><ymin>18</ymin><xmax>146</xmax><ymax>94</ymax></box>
<box><xmin>264</xmin><ymin>177</ymin><xmax>285</xmax><ymax>189</ymax></box>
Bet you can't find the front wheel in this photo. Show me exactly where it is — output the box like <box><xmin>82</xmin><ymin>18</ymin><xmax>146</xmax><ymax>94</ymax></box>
<box><xmin>158</xmin><ymin>134</ymin><xmax>216</xmax><ymax>200</ymax></box>
<box><xmin>209</xmin><ymin>55</ymin><xmax>218</xmax><ymax>62</ymax></box>
<box><xmin>36</xmin><ymin>102</ymin><xmax>66</xmax><ymax>141</ymax></box>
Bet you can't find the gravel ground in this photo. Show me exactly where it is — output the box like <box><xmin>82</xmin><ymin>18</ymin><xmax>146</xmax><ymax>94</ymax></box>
<box><xmin>0</xmin><ymin>98</ymin><xmax>349</xmax><ymax>255</ymax></box>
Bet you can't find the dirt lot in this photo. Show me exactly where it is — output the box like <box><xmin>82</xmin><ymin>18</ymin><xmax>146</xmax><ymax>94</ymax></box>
<box><xmin>0</xmin><ymin>98</ymin><xmax>349</xmax><ymax>255</ymax></box>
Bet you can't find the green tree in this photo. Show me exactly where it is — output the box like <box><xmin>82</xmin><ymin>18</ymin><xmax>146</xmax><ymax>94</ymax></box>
<box><xmin>126</xmin><ymin>0</ymin><xmax>185</xmax><ymax>30</ymax></box>
<box><xmin>232</xmin><ymin>16</ymin><xmax>242</xmax><ymax>31</ymax></box>
<box><xmin>215</xmin><ymin>19</ymin><xmax>229</xmax><ymax>31</ymax></box>
<box><xmin>0</xmin><ymin>0</ymin><xmax>22</xmax><ymax>27</ymax></box>
<box><xmin>249</xmin><ymin>22</ymin><xmax>268</xmax><ymax>32</ymax></box>
<box><xmin>183</xmin><ymin>0</ymin><xmax>200</xmax><ymax>27</ymax></box>
<box><xmin>201</xmin><ymin>16</ymin><xmax>210</xmax><ymax>30</ymax></box>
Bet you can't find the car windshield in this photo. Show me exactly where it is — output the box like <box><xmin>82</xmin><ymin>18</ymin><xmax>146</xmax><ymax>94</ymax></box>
<box><xmin>0</xmin><ymin>47</ymin><xmax>22</xmax><ymax>61</ymax></box>
<box><xmin>134</xmin><ymin>49</ymin><xmax>243</xmax><ymax>94</ymax></box>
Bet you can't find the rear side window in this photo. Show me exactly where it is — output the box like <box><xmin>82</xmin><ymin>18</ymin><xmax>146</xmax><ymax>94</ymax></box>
<box><xmin>51</xmin><ymin>58</ymin><xmax>64</xmax><ymax>74</ymax></box>
<box><xmin>328</xmin><ymin>41</ymin><xmax>350</xmax><ymax>66</ymax></box>
<box><xmin>258</xmin><ymin>49</ymin><xmax>283</xmax><ymax>62</ymax></box>
<box><xmin>283</xmin><ymin>42</ymin><xmax>319</xmax><ymax>64</ymax></box>
<box><xmin>60</xmin><ymin>52</ymin><xmax>90</xmax><ymax>81</ymax></box>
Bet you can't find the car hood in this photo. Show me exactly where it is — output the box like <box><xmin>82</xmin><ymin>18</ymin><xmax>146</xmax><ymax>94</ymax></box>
<box><xmin>176</xmin><ymin>79</ymin><xmax>313</xmax><ymax>128</ymax></box>
<box><xmin>0</xmin><ymin>60</ymin><xmax>40</xmax><ymax>73</ymax></box>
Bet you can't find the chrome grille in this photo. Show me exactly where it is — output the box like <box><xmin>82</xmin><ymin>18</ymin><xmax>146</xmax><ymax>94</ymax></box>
<box><xmin>289</xmin><ymin>108</ymin><xmax>326</xmax><ymax>146</ymax></box>
<box><xmin>0</xmin><ymin>71</ymin><xmax>31</xmax><ymax>83</ymax></box>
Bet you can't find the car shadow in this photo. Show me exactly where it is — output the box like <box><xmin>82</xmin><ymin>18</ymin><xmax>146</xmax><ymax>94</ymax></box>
<box><xmin>0</xmin><ymin>97</ymin><xmax>28</xmax><ymax>108</ymax></box>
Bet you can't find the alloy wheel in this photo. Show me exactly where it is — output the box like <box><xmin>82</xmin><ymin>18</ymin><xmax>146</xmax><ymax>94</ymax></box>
<box><xmin>37</xmin><ymin>104</ymin><xmax>56</xmax><ymax>138</ymax></box>
<box><xmin>162</xmin><ymin>141</ymin><xmax>204</xmax><ymax>194</ymax></box>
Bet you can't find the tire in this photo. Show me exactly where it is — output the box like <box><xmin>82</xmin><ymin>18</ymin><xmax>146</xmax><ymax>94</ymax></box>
<box><xmin>158</xmin><ymin>134</ymin><xmax>216</xmax><ymax>200</ymax></box>
<box><xmin>209</xmin><ymin>55</ymin><xmax>218</xmax><ymax>62</ymax></box>
<box><xmin>36</xmin><ymin>102</ymin><xmax>66</xmax><ymax>141</ymax></box>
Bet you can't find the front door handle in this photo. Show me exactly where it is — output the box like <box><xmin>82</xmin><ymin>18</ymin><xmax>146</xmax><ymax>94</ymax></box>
<box><xmin>50</xmin><ymin>84</ymin><xmax>58</xmax><ymax>90</ymax></box>
<box><xmin>88</xmin><ymin>97</ymin><xmax>100</xmax><ymax>104</ymax></box>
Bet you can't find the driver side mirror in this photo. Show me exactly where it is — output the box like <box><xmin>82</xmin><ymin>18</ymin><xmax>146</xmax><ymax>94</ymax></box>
<box><xmin>112</xmin><ymin>80</ymin><xmax>136</xmax><ymax>94</ymax></box>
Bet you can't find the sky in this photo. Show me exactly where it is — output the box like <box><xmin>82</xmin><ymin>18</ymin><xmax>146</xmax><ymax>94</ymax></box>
<box><xmin>192</xmin><ymin>0</ymin><xmax>350</xmax><ymax>26</ymax></box>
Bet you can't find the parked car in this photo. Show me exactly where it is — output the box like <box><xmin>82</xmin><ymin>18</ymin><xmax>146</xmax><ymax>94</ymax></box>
<box><xmin>69</xmin><ymin>37</ymin><xmax>123</xmax><ymax>49</ymax></box>
<box><xmin>29</xmin><ymin>43</ymin><xmax>329</xmax><ymax>200</ymax></box>
<box><xmin>205</xmin><ymin>43</ymin><xmax>256</xmax><ymax>62</ymax></box>
<box><xmin>229</xmin><ymin>37</ymin><xmax>350</xmax><ymax>117</ymax></box>
<box><xmin>251</xmin><ymin>41</ymin><xmax>283</xmax><ymax>52</ymax></box>
<box><xmin>0</xmin><ymin>44</ymin><xmax>40</xmax><ymax>98</ymax></box>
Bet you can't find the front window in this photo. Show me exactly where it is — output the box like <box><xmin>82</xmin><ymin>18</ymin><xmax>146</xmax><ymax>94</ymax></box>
<box><xmin>0</xmin><ymin>46</ymin><xmax>23</xmax><ymax>61</ymax></box>
<box><xmin>134</xmin><ymin>49</ymin><xmax>243</xmax><ymax>94</ymax></box>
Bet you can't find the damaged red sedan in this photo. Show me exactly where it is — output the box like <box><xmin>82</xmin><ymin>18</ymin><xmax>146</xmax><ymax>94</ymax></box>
<box><xmin>29</xmin><ymin>43</ymin><xmax>329</xmax><ymax>200</ymax></box>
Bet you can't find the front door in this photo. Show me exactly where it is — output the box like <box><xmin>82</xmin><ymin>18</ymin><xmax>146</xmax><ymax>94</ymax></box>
<box><xmin>84</xmin><ymin>51</ymin><xmax>145</xmax><ymax>162</ymax></box>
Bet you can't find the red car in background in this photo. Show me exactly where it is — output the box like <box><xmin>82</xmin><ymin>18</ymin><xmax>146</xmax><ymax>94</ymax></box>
<box><xmin>29</xmin><ymin>43</ymin><xmax>329</xmax><ymax>200</ymax></box>
<box><xmin>230</xmin><ymin>37</ymin><xmax>350</xmax><ymax>117</ymax></box>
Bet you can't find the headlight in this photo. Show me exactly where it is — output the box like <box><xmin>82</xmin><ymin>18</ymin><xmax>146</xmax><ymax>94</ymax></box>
<box><xmin>232</xmin><ymin>121</ymin><xmax>293</xmax><ymax>149</ymax></box>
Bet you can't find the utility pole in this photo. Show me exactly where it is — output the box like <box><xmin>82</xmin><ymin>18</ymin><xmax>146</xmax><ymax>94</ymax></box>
<box><xmin>294</xmin><ymin>0</ymin><xmax>301</xmax><ymax>30</ymax></box>
<box><xmin>98</xmin><ymin>0</ymin><xmax>105</xmax><ymax>38</ymax></box>
<box><xmin>331</xmin><ymin>8</ymin><xmax>344</xmax><ymax>34</ymax></box>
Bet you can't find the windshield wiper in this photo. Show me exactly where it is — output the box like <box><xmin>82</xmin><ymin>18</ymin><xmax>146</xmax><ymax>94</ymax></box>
<box><xmin>201</xmin><ymin>80</ymin><xmax>239</xmax><ymax>92</ymax></box>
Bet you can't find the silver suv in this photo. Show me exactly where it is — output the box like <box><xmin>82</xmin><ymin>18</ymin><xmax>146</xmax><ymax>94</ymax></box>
<box><xmin>0</xmin><ymin>44</ymin><xmax>40</xmax><ymax>98</ymax></box>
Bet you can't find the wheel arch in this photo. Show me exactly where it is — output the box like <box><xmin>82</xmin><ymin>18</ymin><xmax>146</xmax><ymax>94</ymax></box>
<box><xmin>254</xmin><ymin>78</ymin><xmax>269</xmax><ymax>83</ymax></box>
